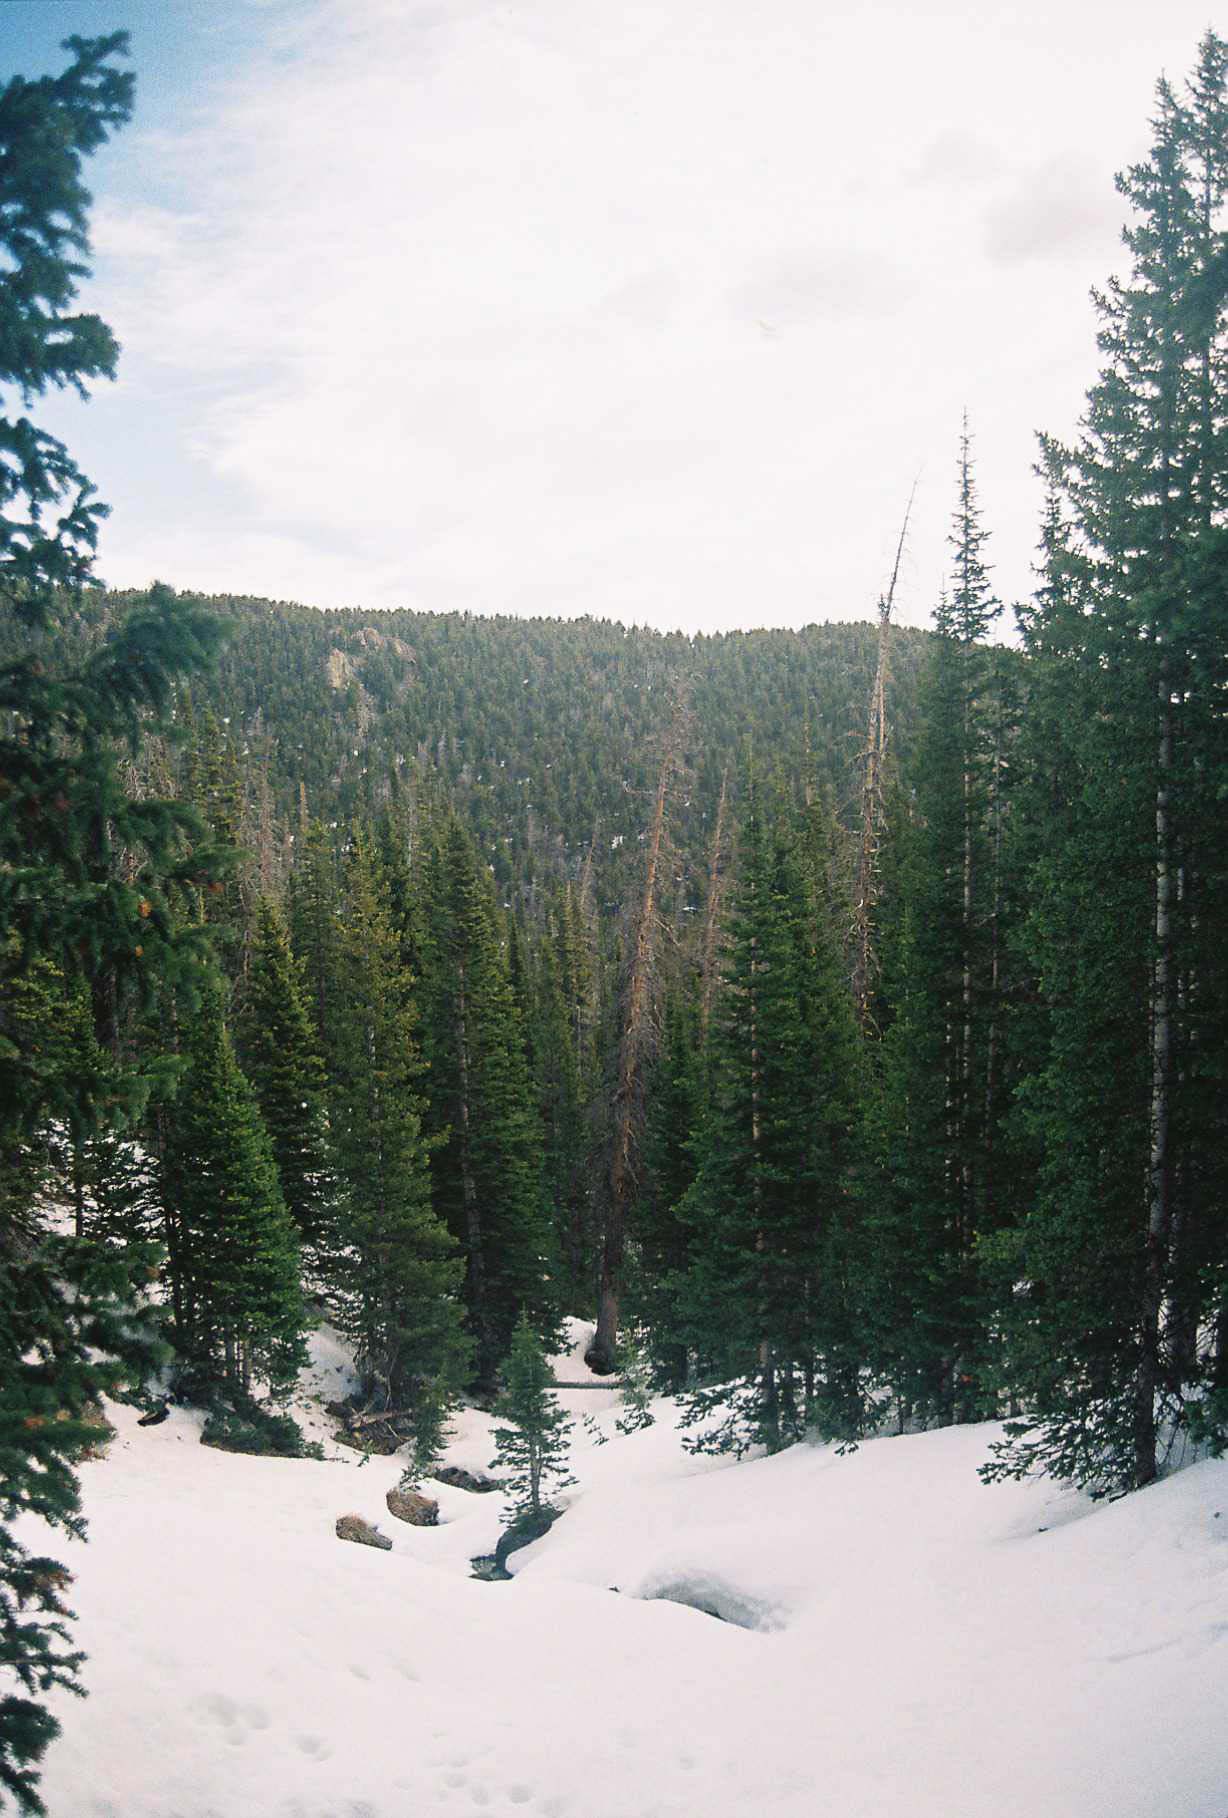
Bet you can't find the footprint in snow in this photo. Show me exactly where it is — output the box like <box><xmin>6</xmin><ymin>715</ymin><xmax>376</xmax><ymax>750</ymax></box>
<box><xmin>194</xmin><ymin>1692</ymin><xmax>271</xmax><ymax>1740</ymax></box>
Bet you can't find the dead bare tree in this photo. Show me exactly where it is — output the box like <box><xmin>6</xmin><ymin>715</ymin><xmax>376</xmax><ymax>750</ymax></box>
<box><xmin>699</xmin><ymin>764</ymin><xmax>732</xmax><ymax>1039</ymax></box>
<box><xmin>852</xmin><ymin>485</ymin><xmax>915</xmax><ymax>1029</ymax></box>
<box><xmin>585</xmin><ymin>684</ymin><xmax>690</xmax><ymax>1373</ymax></box>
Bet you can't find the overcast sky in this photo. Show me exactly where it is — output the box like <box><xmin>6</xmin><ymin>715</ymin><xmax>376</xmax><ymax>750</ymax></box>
<box><xmin>4</xmin><ymin>0</ymin><xmax>1219</xmax><ymax>634</ymax></box>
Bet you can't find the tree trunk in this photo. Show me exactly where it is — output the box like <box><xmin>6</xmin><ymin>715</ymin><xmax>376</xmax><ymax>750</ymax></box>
<box><xmin>587</xmin><ymin>707</ymin><xmax>683</xmax><ymax>1372</ymax></box>
<box><xmin>455</xmin><ymin>961</ymin><xmax>489</xmax><ymax>1382</ymax></box>
<box><xmin>982</xmin><ymin>670</ymin><xmax>1004</xmax><ymax>1233</ymax></box>
<box><xmin>1135</xmin><ymin>667</ymin><xmax>1174</xmax><ymax>1489</ymax></box>
<box><xmin>852</xmin><ymin>489</ymin><xmax>912</xmax><ymax>1028</ymax></box>
<box><xmin>699</xmin><ymin>765</ymin><xmax>731</xmax><ymax>1038</ymax></box>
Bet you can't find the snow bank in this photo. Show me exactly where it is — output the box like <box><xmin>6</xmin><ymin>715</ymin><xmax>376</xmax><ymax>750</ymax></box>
<box><xmin>18</xmin><ymin>1327</ymin><xmax>1228</xmax><ymax>1818</ymax></box>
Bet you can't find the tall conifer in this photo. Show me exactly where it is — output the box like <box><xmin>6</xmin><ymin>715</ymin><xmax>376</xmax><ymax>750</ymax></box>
<box><xmin>989</xmin><ymin>35</ymin><xmax>1228</xmax><ymax>1491</ymax></box>
<box><xmin>288</xmin><ymin>818</ymin><xmax>341</xmax><ymax>1064</ymax></box>
<box><xmin>239</xmin><ymin>896</ymin><xmax>334</xmax><ymax>1256</ymax></box>
<box><xmin>0</xmin><ymin>35</ymin><xmax>227</xmax><ymax>1808</ymax></box>
<box><xmin>416</xmin><ymin>817</ymin><xmax>552</xmax><ymax>1390</ymax></box>
<box><xmin>888</xmin><ymin>426</ymin><xmax>1005</xmax><ymax>1423</ymax></box>
<box><xmin>678</xmin><ymin>787</ymin><xmax>863</xmax><ymax>1454</ymax></box>
<box><xmin>327</xmin><ymin>830</ymin><xmax>469</xmax><ymax>1412</ymax></box>
<box><xmin>161</xmin><ymin>983</ymin><xmax>306</xmax><ymax>1393</ymax></box>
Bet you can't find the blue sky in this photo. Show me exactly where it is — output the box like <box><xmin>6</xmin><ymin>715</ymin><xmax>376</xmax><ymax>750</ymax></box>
<box><xmin>0</xmin><ymin>3</ymin><xmax>261</xmax><ymax>191</ymax></box>
<box><xmin>1</xmin><ymin>0</ymin><xmax>1220</xmax><ymax>633</ymax></box>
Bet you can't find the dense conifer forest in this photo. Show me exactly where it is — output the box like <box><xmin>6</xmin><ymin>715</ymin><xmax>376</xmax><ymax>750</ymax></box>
<box><xmin>3</xmin><ymin>25</ymin><xmax>1228</xmax><ymax>1815</ymax></box>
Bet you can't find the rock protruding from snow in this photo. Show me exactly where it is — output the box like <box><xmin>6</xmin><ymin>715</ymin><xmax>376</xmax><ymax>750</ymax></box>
<box><xmin>434</xmin><ymin>1465</ymin><xmax>499</xmax><ymax>1494</ymax></box>
<box><xmin>385</xmin><ymin>1485</ymin><xmax>439</xmax><ymax>1526</ymax></box>
<box><xmin>494</xmin><ymin>1506</ymin><xmax>556</xmax><ymax>1574</ymax></box>
<box><xmin>335</xmin><ymin>1513</ymin><xmax>392</xmax><ymax>1550</ymax></box>
<box><xmin>637</xmin><ymin>1570</ymin><xmax>787</xmax><ymax>1632</ymax></box>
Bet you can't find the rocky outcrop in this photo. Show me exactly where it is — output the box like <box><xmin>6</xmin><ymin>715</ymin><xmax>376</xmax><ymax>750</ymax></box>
<box><xmin>385</xmin><ymin>1485</ymin><xmax>439</xmax><ymax>1526</ymax></box>
<box><xmin>353</xmin><ymin>624</ymin><xmax>416</xmax><ymax>663</ymax></box>
<box><xmin>335</xmin><ymin>1513</ymin><xmax>392</xmax><ymax>1551</ymax></box>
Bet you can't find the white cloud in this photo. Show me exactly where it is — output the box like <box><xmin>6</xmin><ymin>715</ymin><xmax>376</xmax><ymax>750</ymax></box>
<box><xmin>983</xmin><ymin>157</ymin><xmax>1120</xmax><ymax>266</ymax></box>
<box><xmin>80</xmin><ymin>0</ymin><xmax>1223</xmax><ymax>633</ymax></box>
<box><xmin>912</xmin><ymin>128</ymin><xmax>1007</xmax><ymax>188</ymax></box>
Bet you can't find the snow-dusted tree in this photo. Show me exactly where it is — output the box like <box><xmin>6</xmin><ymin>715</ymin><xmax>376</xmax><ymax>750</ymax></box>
<box><xmin>491</xmin><ymin>1314</ymin><xmax>575</xmax><ymax>1521</ymax></box>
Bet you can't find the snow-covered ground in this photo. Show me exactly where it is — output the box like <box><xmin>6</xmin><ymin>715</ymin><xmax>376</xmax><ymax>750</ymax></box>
<box><xmin>20</xmin><ymin>1319</ymin><xmax>1228</xmax><ymax>1818</ymax></box>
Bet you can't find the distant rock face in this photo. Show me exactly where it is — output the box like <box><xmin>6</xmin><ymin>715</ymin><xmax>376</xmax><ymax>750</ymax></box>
<box><xmin>352</xmin><ymin>624</ymin><xmax>416</xmax><ymax>663</ymax></box>
<box><xmin>335</xmin><ymin>1513</ymin><xmax>392</xmax><ymax>1551</ymax></box>
<box><xmin>435</xmin><ymin>1465</ymin><xmax>500</xmax><ymax>1495</ymax></box>
<box><xmin>385</xmin><ymin>1486</ymin><xmax>439</xmax><ymax>1527</ymax></box>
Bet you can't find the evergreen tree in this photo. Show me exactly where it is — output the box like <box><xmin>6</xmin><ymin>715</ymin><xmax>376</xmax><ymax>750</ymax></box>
<box><xmin>239</xmin><ymin>896</ymin><xmax>334</xmax><ymax>1257</ymax></box>
<box><xmin>988</xmin><ymin>35</ymin><xmax>1228</xmax><ymax>1494</ymax></box>
<box><xmin>883</xmin><ymin>425</ymin><xmax>1005</xmax><ymax>1425</ymax></box>
<box><xmin>633</xmin><ymin>985</ymin><xmax>704</xmax><ymax>1389</ymax></box>
<box><xmin>288</xmin><ymin>818</ymin><xmax>341</xmax><ymax>1063</ymax></box>
<box><xmin>327</xmin><ymin>830</ymin><xmax>469</xmax><ymax>1413</ymax></box>
<box><xmin>181</xmin><ymin>705</ymin><xmax>248</xmax><ymax>987</ymax></box>
<box><xmin>0</xmin><ymin>35</ymin><xmax>222</xmax><ymax>1810</ymax></box>
<box><xmin>613</xmin><ymin>1333</ymin><xmax>657</xmax><ymax>1435</ymax></box>
<box><xmin>417</xmin><ymin>817</ymin><xmax>553</xmax><ymax>1391</ymax></box>
<box><xmin>161</xmin><ymin>982</ymin><xmax>306</xmax><ymax>1395</ymax></box>
<box><xmin>856</xmin><ymin>896</ymin><xmax>965</xmax><ymax>1426</ymax></box>
<box><xmin>76</xmin><ymin>1129</ymin><xmax>162</xmax><ymax>1251</ymax></box>
<box><xmin>529</xmin><ymin>906</ymin><xmax>593</xmax><ymax>1313</ymax></box>
<box><xmin>678</xmin><ymin>786</ymin><xmax>864</xmax><ymax>1456</ymax></box>
<box><xmin>0</xmin><ymin>1227</ymin><xmax>165</xmax><ymax>1815</ymax></box>
<box><xmin>490</xmin><ymin>1313</ymin><xmax>575</xmax><ymax>1521</ymax></box>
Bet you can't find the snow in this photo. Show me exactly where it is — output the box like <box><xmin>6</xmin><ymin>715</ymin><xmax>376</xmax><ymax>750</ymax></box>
<box><xmin>18</xmin><ymin>1318</ymin><xmax>1228</xmax><ymax>1818</ymax></box>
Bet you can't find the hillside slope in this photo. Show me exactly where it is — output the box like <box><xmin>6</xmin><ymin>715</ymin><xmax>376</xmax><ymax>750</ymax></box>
<box><xmin>24</xmin><ymin>1324</ymin><xmax>1228</xmax><ymax>1818</ymax></box>
<box><xmin>104</xmin><ymin>593</ymin><xmax>935</xmax><ymax>908</ymax></box>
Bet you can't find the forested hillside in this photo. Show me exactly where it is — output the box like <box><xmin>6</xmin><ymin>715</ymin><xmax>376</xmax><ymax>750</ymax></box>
<box><xmin>103</xmin><ymin>594</ymin><xmax>933</xmax><ymax>912</ymax></box>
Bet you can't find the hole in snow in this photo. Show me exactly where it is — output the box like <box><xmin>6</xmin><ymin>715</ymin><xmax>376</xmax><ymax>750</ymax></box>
<box><xmin>634</xmin><ymin>1572</ymin><xmax>785</xmax><ymax>1632</ymax></box>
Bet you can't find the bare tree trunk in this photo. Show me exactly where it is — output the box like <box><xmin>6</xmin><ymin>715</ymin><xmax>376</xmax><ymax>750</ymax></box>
<box><xmin>1135</xmin><ymin>664</ymin><xmax>1173</xmax><ymax>1489</ymax></box>
<box><xmin>957</xmin><ymin>645</ymin><xmax>976</xmax><ymax>1266</ymax></box>
<box><xmin>852</xmin><ymin>488</ymin><xmax>913</xmax><ymax>1028</ymax></box>
<box><xmin>71</xmin><ymin>1135</ymin><xmax>86</xmax><ymax>1241</ymax></box>
<box><xmin>455</xmin><ymin>960</ymin><xmax>489</xmax><ymax>1382</ymax></box>
<box><xmin>1165</xmin><ymin>861</ymin><xmax>1200</xmax><ymax>1383</ymax></box>
<box><xmin>587</xmin><ymin>703</ymin><xmax>685</xmax><ymax>1372</ymax></box>
<box><xmin>699</xmin><ymin>765</ymin><xmax>731</xmax><ymax>1039</ymax></box>
<box><xmin>254</xmin><ymin>762</ymin><xmax>279</xmax><ymax>898</ymax></box>
<box><xmin>750</xmin><ymin>925</ymin><xmax>770</xmax><ymax>1436</ymax></box>
<box><xmin>982</xmin><ymin>671</ymin><xmax>1004</xmax><ymax>1233</ymax></box>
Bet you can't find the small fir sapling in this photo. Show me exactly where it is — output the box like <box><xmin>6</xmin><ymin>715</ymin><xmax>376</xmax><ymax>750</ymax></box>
<box><xmin>490</xmin><ymin>1314</ymin><xmax>575</xmax><ymax>1522</ymax></box>
<box><xmin>579</xmin><ymin>1412</ymin><xmax>608</xmax><ymax>1447</ymax></box>
<box><xmin>397</xmin><ymin>1380</ymin><xmax>452</xmax><ymax>1490</ymax></box>
<box><xmin>615</xmin><ymin>1335</ymin><xmax>656</xmax><ymax>1435</ymax></box>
